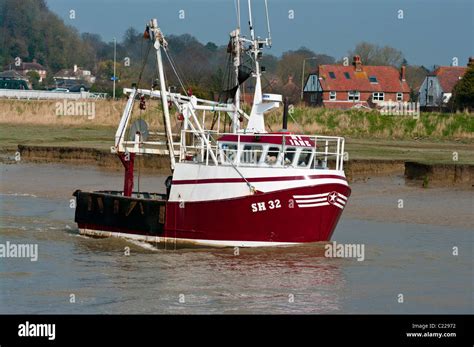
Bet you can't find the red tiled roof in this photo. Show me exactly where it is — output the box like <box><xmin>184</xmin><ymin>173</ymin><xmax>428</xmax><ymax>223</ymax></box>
<box><xmin>318</xmin><ymin>65</ymin><xmax>410</xmax><ymax>93</ymax></box>
<box><xmin>22</xmin><ymin>62</ymin><xmax>46</xmax><ymax>70</ymax></box>
<box><xmin>8</xmin><ymin>62</ymin><xmax>46</xmax><ymax>71</ymax></box>
<box><xmin>432</xmin><ymin>66</ymin><xmax>467</xmax><ymax>93</ymax></box>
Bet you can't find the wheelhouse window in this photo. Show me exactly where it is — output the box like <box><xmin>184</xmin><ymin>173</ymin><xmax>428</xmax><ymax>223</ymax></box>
<box><xmin>297</xmin><ymin>149</ymin><xmax>313</xmax><ymax>168</ymax></box>
<box><xmin>372</xmin><ymin>92</ymin><xmax>384</xmax><ymax>101</ymax></box>
<box><xmin>220</xmin><ymin>143</ymin><xmax>238</xmax><ymax>163</ymax></box>
<box><xmin>265</xmin><ymin>146</ymin><xmax>280</xmax><ymax>165</ymax></box>
<box><xmin>348</xmin><ymin>91</ymin><xmax>360</xmax><ymax>101</ymax></box>
<box><xmin>397</xmin><ymin>92</ymin><xmax>403</xmax><ymax>101</ymax></box>
<box><xmin>240</xmin><ymin>144</ymin><xmax>263</xmax><ymax>164</ymax></box>
<box><xmin>329</xmin><ymin>91</ymin><xmax>337</xmax><ymax>100</ymax></box>
<box><xmin>283</xmin><ymin>147</ymin><xmax>296</xmax><ymax>166</ymax></box>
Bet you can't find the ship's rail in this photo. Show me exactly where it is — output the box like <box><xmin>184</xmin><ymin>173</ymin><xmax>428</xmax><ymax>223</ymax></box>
<box><xmin>179</xmin><ymin>130</ymin><xmax>346</xmax><ymax>171</ymax></box>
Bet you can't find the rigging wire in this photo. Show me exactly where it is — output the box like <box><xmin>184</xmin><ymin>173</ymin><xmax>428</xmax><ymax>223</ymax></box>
<box><xmin>163</xmin><ymin>47</ymin><xmax>189</xmax><ymax>96</ymax></box>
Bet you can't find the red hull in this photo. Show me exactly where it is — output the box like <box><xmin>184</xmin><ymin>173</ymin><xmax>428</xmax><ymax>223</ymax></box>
<box><xmin>163</xmin><ymin>183</ymin><xmax>350</xmax><ymax>244</ymax></box>
<box><xmin>77</xmin><ymin>183</ymin><xmax>350</xmax><ymax>246</ymax></box>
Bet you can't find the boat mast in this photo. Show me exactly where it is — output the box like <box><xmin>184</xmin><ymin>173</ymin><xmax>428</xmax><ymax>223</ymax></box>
<box><xmin>148</xmin><ymin>19</ymin><xmax>176</xmax><ymax>171</ymax></box>
<box><xmin>232</xmin><ymin>0</ymin><xmax>241</xmax><ymax>133</ymax></box>
<box><xmin>245</xmin><ymin>0</ymin><xmax>264</xmax><ymax>132</ymax></box>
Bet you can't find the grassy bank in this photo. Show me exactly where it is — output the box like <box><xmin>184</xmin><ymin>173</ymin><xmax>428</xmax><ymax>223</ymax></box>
<box><xmin>1</xmin><ymin>99</ymin><xmax>473</xmax><ymax>140</ymax></box>
<box><xmin>266</xmin><ymin>107</ymin><xmax>474</xmax><ymax>141</ymax></box>
<box><xmin>0</xmin><ymin>99</ymin><xmax>473</xmax><ymax>164</ymax></box>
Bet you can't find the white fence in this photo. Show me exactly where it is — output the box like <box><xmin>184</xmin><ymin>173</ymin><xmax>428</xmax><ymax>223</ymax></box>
<box><xmin>0</xmin><ymin>89</ymin><xmax>108</xmax><ymax>100</ymax></box>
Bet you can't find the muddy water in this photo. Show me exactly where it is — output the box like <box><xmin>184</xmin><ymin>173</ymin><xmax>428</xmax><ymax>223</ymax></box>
<box><xmin>0</xmin><ymin>163</ymin><xmax>472</xmax><ymax>314</ymax></box>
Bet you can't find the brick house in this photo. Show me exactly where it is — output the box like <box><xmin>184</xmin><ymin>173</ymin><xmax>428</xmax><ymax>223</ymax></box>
<box><xmin>418</xmin><ymin>58</ymin><xmax>472</xmax><ymax>108</ymax></box>
<box><xmin>54</xmin><ymin>65</ymin><xmax>96</xmax><ymax>88</ymax></box>
<box><xmin>303</xmin><ymin>56</ymin><xmax>410</xmax><ymax>109</ymax></box>
<box><xmin>4</xmin><ymin>59</ymin><xmax>47</xmax><ymax>82</ymax></box>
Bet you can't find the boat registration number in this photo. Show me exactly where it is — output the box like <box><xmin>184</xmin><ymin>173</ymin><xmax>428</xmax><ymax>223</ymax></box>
<box><xmin>251</xmin><ymin>199</ymin><xmax>281</xmax><ymax>212</ymax></box>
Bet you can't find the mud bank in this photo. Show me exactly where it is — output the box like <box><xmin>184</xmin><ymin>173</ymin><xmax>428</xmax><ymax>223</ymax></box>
<box><xmin>405</xmin><ymin>161</ymin><xmax>474</xmax><ymax>187</ymax></box>
<box><xmin>14</xmin><ymin>145</ymin><xmax>171</xmax><ymax>174</ymax></box>
<box><xmin>5</xmin><ymin>145</ymin><xmax>472</xmax><ymax>186</ymax></box>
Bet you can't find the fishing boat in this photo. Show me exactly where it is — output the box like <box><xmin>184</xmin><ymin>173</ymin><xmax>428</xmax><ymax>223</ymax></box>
<box><xmin>73</xmin><ymin>0</ymin><xmax>350</xmax><ymax>247</ymax></box>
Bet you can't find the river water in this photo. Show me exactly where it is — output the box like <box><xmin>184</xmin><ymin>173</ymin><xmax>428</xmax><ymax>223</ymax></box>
<box><xmin>0</xmin><ymin>163</ymin><xmax>472</xmax><ymax>314</ymax></box>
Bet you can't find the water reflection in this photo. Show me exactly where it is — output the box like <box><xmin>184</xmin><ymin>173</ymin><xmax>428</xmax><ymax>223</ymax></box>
<box><xmin>69</xmin><ymin>234</ymin><xmax>345</xmax><ymax>314</ymax></box>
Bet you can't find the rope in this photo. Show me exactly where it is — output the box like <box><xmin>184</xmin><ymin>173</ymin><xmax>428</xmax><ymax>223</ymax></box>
<box><xmin>205</xmin><ymin>131</ymin><xmax>256</xmax><ymax>194</ymax></box>
<box><xmin>136</xmin><ymin>43</ymin><xmax>152</xmax><ymax>89</ymax></box>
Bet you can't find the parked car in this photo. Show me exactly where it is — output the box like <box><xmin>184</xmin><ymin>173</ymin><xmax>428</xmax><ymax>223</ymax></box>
<box><xmin>50</xmin><ymin>88</ymin><xmax>69</xmax><ymax>92</ymax></box>
<box><xmin>0</xmin><ymin>80</ymin><xmax>30</xmax><ymax>90</ymax></box>
<box><xmin>68</xmin><ymin>84</ymin><xmax>89</xmax><ymax>92</ymax></box>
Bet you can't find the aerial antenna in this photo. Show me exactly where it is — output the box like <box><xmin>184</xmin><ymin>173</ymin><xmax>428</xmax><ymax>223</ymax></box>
<box><xmin>247</xmin><ymin>0</ymin><xmax>255</xmax><ymax>41</ymax></box>
<box><xmin>264</xmin><ymin>0</ymin><xmax>272</xmax><ymax>47</ymax></box>
<box><xmin>235</xmin><ymin>0</ymin><xmax>241</xmax><ymax>29</ymax></box>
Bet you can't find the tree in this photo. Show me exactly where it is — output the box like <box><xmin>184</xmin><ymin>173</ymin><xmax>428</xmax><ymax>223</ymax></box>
<box><xmin>276</xmin><ymin>47</ymin><xmax>335</xmax><ymax>98</ymax></box>
<box><xmin>451</xmin><ymin>65</ymin><xmax>474</xmax><ymax>111</ymax></box>
<box><xmin>26</xmin><ymin>70</ymin><xmax>40</xmax><ymax>89</ymax></box>
<box><xmin>405</xmin><ymin>65</ymin><xmax>429</xmax><ymax>91</ymax></box>
<box><xmin>348</xmin><ymin>42</ymin><xmax>405</xmax><ymax>67</ymax></box>
<box><xmin>1</xmin><ymin>0</ymin><xmax>96</xmax><ymax>76</ymax></box>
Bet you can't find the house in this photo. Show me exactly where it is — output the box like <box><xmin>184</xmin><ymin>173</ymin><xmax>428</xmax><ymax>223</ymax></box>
<box><xmin>4</xmin><ymin>59</ymin><xmax>47</xmax><ymax>82</ymax></box>
<box><xmin>418</xmin><ymin>58</ymin><xmax>472</xmax><ymax>108</ymax></box>
<box><xmin>303</xmin><ymin>56</ymin><xmax>410</xmax><ymax>109</ymax></box>
<box><xmin>0</xmin><ymin>70</ymin><xmax>28</xmax><ymax>81</ymax></box>
<box><xmin>54</xmin><ymin>65</ymin><xmax>96</xmax><ymax>88</ymax></box>
<box><xmin>0</xmin><ymin>70</ymin><xmax>30</xmax><ymax>89</ymax></box>
<box><xmin>282</xmin><ymin>75</ymin><xmax>300</xmax><ymax>102</ymax></box>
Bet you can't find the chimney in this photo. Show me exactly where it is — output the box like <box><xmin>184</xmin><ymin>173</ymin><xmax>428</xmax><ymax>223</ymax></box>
<box><xmin>468</xmin><ymin>57</ymin><xmax>474</xmax><ymax>67</ymax></box>
<box><xmin>73</xmin><ymin>64</ymin><xmax>78</xmax><ymax>73</ymax></box>
<box><xmin>400</xmin><ymin>65</ymin><xmax>406</xmax><ymax>81</ymax></box>
<box><xmin>353</xmin><ymin>55</ymin><xmax>362</xmax><ymax>72</ymax></box>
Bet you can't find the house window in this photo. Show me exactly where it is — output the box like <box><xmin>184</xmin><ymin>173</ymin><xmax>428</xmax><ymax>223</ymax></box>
<box><xmin>329</xmin><ymin>71</ymin><xmax>336</xmax><ymax>79</ymax></box>
<box><xmin>329</xmin><ymin>91</ymin><xmax>337</xmax><ymax>100</ymax></box>
<box><xmin>372</xmin><ymin>92</ymin><xmax>384</xmax><ymax>101</ymax></box>
<box><xmin>369</xmin><ymin>76</ymin><xmax>378</xmax><ymax>83</ymax></box>
<box><xmin>396</xmin><ymin>92</ymin><xmax>403</xmax><ymax>101</ymax></box>
<box><xmin>348</xmin><ymin>91</ymin><xmax>360</xmax><ymax>101</ymax></box>
<box><xmin>427</xmin><ymin>95</ymin><xmax>434</xmax><ymax>104</ymax></box>
<box><xmin>344</xmin><ymin>72</ymin><xmax>351</xmax><ymax>79</ymax></box>
<box><xmin>310</xmin><ymin>93</ymin><xmax>317</xmax><ymax>102</ymax></box>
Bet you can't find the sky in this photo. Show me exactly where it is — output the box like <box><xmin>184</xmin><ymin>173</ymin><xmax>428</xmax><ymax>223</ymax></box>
<box><xmin>46</xmin><ymin>0</ymin><xmax>474</xmax><ymax>67</ymax></box>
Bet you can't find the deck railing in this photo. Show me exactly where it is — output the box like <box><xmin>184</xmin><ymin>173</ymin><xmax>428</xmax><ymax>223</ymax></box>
<box><xmin>179</xmin><ymin>130</ymin><xmax>346</xmax><ymax>171</ymax></box>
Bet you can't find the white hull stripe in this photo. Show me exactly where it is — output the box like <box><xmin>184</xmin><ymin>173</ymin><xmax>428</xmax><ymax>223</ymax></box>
<box><xmin>79</xmin><ymin>229</ymin><xmax>300</xmax><ymax>248</ymax></box>
<box><xmin>293</xmin><ymin>192</ymin><xmax>330</xmax><ymax>199</ymax></box>
<box><xmin>293</xmin><ymin>191</ymin><xmax>348</xmax><ymax>210</ymax></box>
<box><xmin>295</xmin><ymin>197</ymin><xmax>327</xmax><ymax>203</ymax></box>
